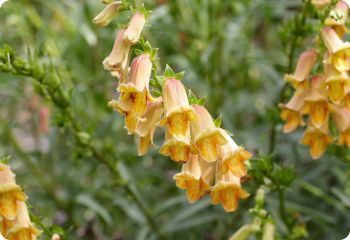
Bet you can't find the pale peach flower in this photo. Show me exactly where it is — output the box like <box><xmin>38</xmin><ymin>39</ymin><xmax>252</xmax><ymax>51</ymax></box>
<box><xmin>341</xmin><ymin>84</ymin><xmax>350</xmax><ymax>110</ymax></box>
<box><xmin>324</xmin><ymin>61</ymin><xmax>350</xmax><ymax>103</ymax></box>
<box><xmin>332</xmin><ymin>106</ymin><xmax>350</xmax><ymax>148</ymax></box>
<box><xmin>123</xmin><ymin>12</ymin><xmax>146</xmax><ymax>45</ymax></box>
<box><xmin>325</xmin><ymin>1</ymin><xmax>349</xmax><ymax>37</ymax></box>
<box><xmin>93</xmin><ymin>1</ymin><xmax>123</xmax><ymax>27</ymax></box>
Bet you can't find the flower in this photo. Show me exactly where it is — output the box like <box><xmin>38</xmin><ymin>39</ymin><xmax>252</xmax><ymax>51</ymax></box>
<box><xmin>123</xmin><ymin>12</ymin><xmax>146</xmax><ymax>45</ymax></box>
<box><xmin>332</xmin><ymin>106</ymin><xmax>350</xmax><ymax>148</ymax></box>
<box><xmin>6</xmin><ymin>201</ymin><xmax>40</xmax><ymax>240</ymax></box>
<box><xmin>284</xmin><ymin>50</ymin><xmax>317</xmax><ymax>89</ymax></box>
<box><xmin>302</xmin><ymin>75</ymin><xmax>330</xmax><ymax>128</ymax></box>
<box><xmin>190</xmin><ymin>105</ymin><xmax>227</xmax><ymax>162</ymax></box>
<box><xmin>103</xmin><ymin>29</ymin><xmax>131</xmax><ymax>79</ymax></box>
<box><xmin>211</xmin><ymin>171</ymin><xmax>249</xmax><ymax>212</ymax></box>
<box><xmin>321</xmin><ymin>27</ymin><xmax>350</xmax><ymax>72</ymax></box>
<box><xmin>324</xmin><ymin>1</ymin><xmax>349</xmax><ymax>37</ymax></box>
<box><xmin>159</xmin><ymin>78</ymin><xmax>198</xmax><ymax>139</ymax></box>
<box><xmin>173</xmin><ymin>154</ymin><xmax>211</xmax><ymax>203</ymax></box>
<box><xmin>93</xmin><ymin>1</ymin><xmax>123</xmax><ymax>27</ymax></box>
<box><xmin>324</xmin><ymin>61</ymin><xmax>350</xmax><ymax>103</ymax></box>
<box><xmin>300</xmin><ymin>121</ymin><xmax>332</xmax><ymax>159</ymax></box>
<box><xmin>341</xmin><ymin>84</ymin><xmax>350</xmax><ymax>110</ymax></box>
<box><xmin>311</xmin><ymin>0</ymin><xmax>331</xmax><ymax>9</ymax></box>
<box><xmin>219</xmin><ymin>130</ymin><xmax>252</xmax><ymax>177</ymax></box>
<box><xmin>0</xmin><ymin>165</ymin><xmax>27</xmax><ymax>220</ymax></box>
<box><xmin>279</xmin><ymin>89</ymin><xmax>308</xmax><ymax>133</ymax></box>
<box><xmin>136</xmin><ymin>98</ymin><xmax>164</xmax><ymax>155</ymax></box>
<box><xmin>159</xmin><ymin>128</ymin><xmax>195</xmax><ymax>162</ymax></box>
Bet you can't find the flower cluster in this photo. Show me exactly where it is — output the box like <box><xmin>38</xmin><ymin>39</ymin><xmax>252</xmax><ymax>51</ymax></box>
<box><xmin>94</xmin><ymin>1</ymin><xmax>252</xmax><ymax>212</ymax></box>
<box><xmin>280</xmin><ymin>1</ymin><xmax>350</xmax><ymax>159</ymax></box>
<box><xmin>0</xmin><ymin>164</ymin><xmax>40</xmax><ymax>239</ymax></box>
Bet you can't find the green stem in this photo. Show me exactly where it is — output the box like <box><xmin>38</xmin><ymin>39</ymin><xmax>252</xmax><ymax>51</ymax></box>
<box><xmin>278</xmin><ymin>188</ymin><xmax>291</xmax><ymax>232</ymax></box>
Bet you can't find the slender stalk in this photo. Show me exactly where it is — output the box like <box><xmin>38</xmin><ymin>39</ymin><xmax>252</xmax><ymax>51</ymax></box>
<box><xmin>278</xmin><ymin>188</ymin><xmax>291</xmax><ymax>232</ymax></box>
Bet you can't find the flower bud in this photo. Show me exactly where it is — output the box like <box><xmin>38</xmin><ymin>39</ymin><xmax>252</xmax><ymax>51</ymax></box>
<box><xmin>123</xmin><ymin>12</ymin><xmax>146</xmax><ymax>45</ymax></box>
<box><xmin>93</xmin><ymin>1</ymin><xmax>123</xmax><ymax>27</ymax></box>
<box><xmin>325</xmin><ymin>1</ymin><xmax>349</xmax><ymax>37</ymax></box>
<box><xmin>311</xmin><ymin>0</ymin><xmax>331</xmax><ymax>10</ymax></box>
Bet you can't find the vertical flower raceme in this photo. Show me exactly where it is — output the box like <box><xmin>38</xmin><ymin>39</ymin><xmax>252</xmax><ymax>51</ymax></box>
<box><xmin>93</xmin><ymin>1</ymin><xmax>123</xmax><ymax>27</ymax></box>
<box><xmin>284</xmin><ymin>50</ymin><xmax>317</xmax><ymax>89</ymax></box>
<box><xmin>123</xmin><ymin>12</ymin><xmax>146</xmax><ymax>45</ymax></box>
<box><xmin>190</xmin><ymin>105</ymin><xmax>227</xmax><ymax>162</ymax></box>
<box><xmin>325</xmin><ymin>1</ymin><xmax>349</xmax><ymax>37</ymax></box>
<box><xmin>159</xmin><ymin>78</ymin><xmax>198</xmax><ymax>139</ymax></box>
<box><xmin>333</xmin><ymin>106</ymin><xmax>350</xmax><ymax>148</ymax></box>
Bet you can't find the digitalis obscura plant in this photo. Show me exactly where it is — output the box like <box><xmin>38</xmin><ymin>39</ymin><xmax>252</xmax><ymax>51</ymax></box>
<box><xmin>280</xmin><ymin>0</ymin><xmax>350</xmax><ymax>159</ymax></box>
<box><xmin>93</xmin><ymin>0</ymin><xmax>253</xmax><ymax>212</ymax></box>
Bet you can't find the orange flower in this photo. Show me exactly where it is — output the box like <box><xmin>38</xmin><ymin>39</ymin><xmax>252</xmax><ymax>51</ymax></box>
<box><xmin>302</xmin><ymin>75</ymin><xmax>330</xmax><ymax>128</ymax></box>
<box><xmin>321</xmin><ymin>27</ymin><xmax>350</xmax><ymax>72</ymax></box>
<box><xmin>136</xmin><ymin>98</ymin><xmax>164</xmax><ymax>155</ymax></box>
<box><xmin>211</xmin><ymin>171</ymin><xmax>249</xmax><ymax>212</ymax></box>
<box><xmin>279</xmin><ymin>89</ymin><xmax>308</xmax><ymax>133</ymax></box>
<box><xmin>332</xmin><ymin>106</ymin><xmax>350</xmax><ymax>148</ymax></box>
<box><xmin>123</xmin><ymin>12</ymin><xmax>146</xmax><ymax>45</ymax></box>
<box><xmin>93</xmin><ymin>1</ymin><xmax>123</xmax><ymax>27</ymax></box>
<box><xmin>173</xmin><ymin>154</ymin><xmax>211</xmax><ymax>203</ymax></box>
<box><xmin>324</xmin><ymin>1</ymin><xmax>349</xmax><ymax>37</ymax></box>
<box><xmin>0</xmin><ymin>165</ymin><xmax>27</xmax><ymax>220</ymax></box>
<box><xmin>219</xmin><ymin>130</ymin><xmax>252</xmax><ymax>177</ymax></box>
<box><xmin>159</xmin><ymin>78</ymin><xmax>198</xmax><ymax>139</ymax></box>
<box><xmin>284</xmin><ymin>50</ymin><xmax>317</xmax><ymax>89</ymax></box>
<box><xmin>190</xmin><ymin>105</ymin><xmax>227</xmax><ymax>162</ymax></box>
<box><xmin>324</xmin><ymin>61</ymin><xmax>350</xmax><ymax>103</ymax></box>
<box><xmin>300</xmin><ymin>121</ymin><xmax>332</xmax><ymax>159</ymax></box>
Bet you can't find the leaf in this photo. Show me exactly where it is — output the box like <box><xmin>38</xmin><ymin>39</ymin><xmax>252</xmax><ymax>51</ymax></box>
<box><xmin>154</xmin><ymin>196</ymin><xmax>187</xmax><ymax>216</ymax></box>
<box><xmin>174</xmin><ymin>71</ymin><xmax>185</xmax><ymax>80</ymax></box>
<box><xmin>188</xmin><ymin>89</ymin><xmax>198</xmax><ymax>104</ymax></box>
<box><xmin>214</xmin><ymin>115</ymin><xmax>222</xmax><ymax>128</ymax></box>
<box><xmin>114</xmin><ymin>198</ymin><xmax>146</xmax><ymax>225</ymax></box>
<box><xmin>164</xmin><ymin>64</ymin><xmax>175</xmax><ymax>78</ymax></box>
<box><xmin>196</xmin><ymin>96</ymin><xmax>206</xmax><ymax>106</ymax></box>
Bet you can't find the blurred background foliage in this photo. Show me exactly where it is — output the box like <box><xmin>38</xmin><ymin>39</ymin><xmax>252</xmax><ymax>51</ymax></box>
<box><xmin>0</xmin><ymin>0</ymin><xmax>350</xmax><ymax>239</ymax></box>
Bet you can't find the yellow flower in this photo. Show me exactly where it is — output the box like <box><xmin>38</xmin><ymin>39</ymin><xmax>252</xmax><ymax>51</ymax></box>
<box><xmin>136</xmin><ymin>98</ymin><xmax>164</xmax><ymax>155</ymax></box>
<box><xmin>284</xmin><ymin>50</ymin><xmax>317</xmax><ymax>89</ymax></box>
<box><xmin>321</xmin><ymin>27</ymin><xmax>350</xmax><ymax>72</ymax></box>
<box><xmin>0</xmin><ymin>165</ymin><xmax>27</xmax><ymax>221</ymax></box>
<box><xmin>93</xmin><ymin>1</ymin><xmax>123</xmax><ymax>28</ymax></box>
<box><xmin>279</xmin><ymin>89</ymin><xmax>308</xmax><ymax>133</ymax></box>
<box><xmin>173</xmin><ymin>154</ymin><xmax>211</xmax><ymax>203</ymax></box>
<box><xmin>219</xmin><ymin>130</ymin><xmax>252</xmax><ymax>177</ymax></box>
<box><xmin>324</xmin><ymin>1</ymin><xmax>349</xmax><ymax>37</ymax></box>
<box><xmin>332</xmin><ymin>106</ymin><xmax>350</xmax><ymax>148</ymax></box>
<box><xmin>324</xmin><ymin>61</ymin><xmax>350</xmax><ymax>103</ymax></box>
<box><xmin>159</xmin><ymin>128</ymin><xmax>195</xmax><ymax>163</ymax></box>
<box><xmin>300</xmin><ymin>121</ymin><xmax>332</xmax><ymax>159</ymax></box>
<box><xmin>190</xmin><ymin>105</ymin><xmax>227</xmax><ymax>162</ymax></box>
<box><xmin>159</xmin><ymin>78</ymin><xmax>198</xmax><ymax>139</ymax></box>
<box><xmin>123</xmin><ymin>12</ymin><xmax>146</xmax><ymax>45</ymax></box>
<box><xmin>210</xmin><ymin>171</ymin><xmax>249</xmax><ymax>212</ymax></box>
<box><xmin>6</xmin><ymin>201</ymin><xmax>40</xmax><ymax>240</ymax></box>
<box><xmin>302</xmin><ymin>75</ymin><xmax>330</xmax><ymax>128</ymax></box>
<box><xmin>341</xmin><ymin>84</ymin><xmax>350</xmax><ymax>111</ymax></box>
<box><xmin>103</xmin><ymin>29</ymin><xmax>131</xmax><ymax>79</ymax></box>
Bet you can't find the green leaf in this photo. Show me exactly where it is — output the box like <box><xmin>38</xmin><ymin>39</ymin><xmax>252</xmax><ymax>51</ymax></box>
<box><xmin>214</xmin><ymin>115</ymin><xmax>222</xmax><ymax>128</ymax></box>
<box><xmin>174</xmin><ymin>71</ymin><xmax>185</xmax><ymax>80</ymax></box>
<box><xmin>196</xmin><ymin>96</ymin><xmax>206</xmax><ymax>106</ymax></box>
<box><xmin>164</xmin><ymin>65</ymin><xmax>175</xmax><ymax>78</ymax></box>
<box><xmin>188</xmin><ymin>89</ymin><xmax>197</xmax><ymax>104</ymax></box>
<box><xmin>0</xmin><ymin>155</ymin><xmax>10</xmax><ymax>164</ymax></box>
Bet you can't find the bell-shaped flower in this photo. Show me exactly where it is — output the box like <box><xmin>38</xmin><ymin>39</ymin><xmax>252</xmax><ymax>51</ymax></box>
<box><xmin>332</xmin><ymin>106</ymin><xmax>350</xmax><ymax>147</ymax></box>
<box><xmin>219</xmin><ymin>130</ymin><xmax>252</xmax><ymax>177</ymax></box>
<box><xmin>325</xmin><ymin>1</ymin><xmax>349</xmax><ymax>37</ymax></box>
<box><xmin>103</xmin><ymin>29</ymin><xmax>131</xmax><ymax>79</ymax></box>
<box><xmin>159</xmin><ymin>128</ymin><xmax>195</xmax><ymax>163</ymax></box>
<box><xmin>0</xmin><ymin>165</ymin><xmax>27</xmax><ymax>220</ymax></box>
<box><xmin>6</xmin><ymin>201</ymin><xmax>40</xmax><ymax>240</ymax></box>
<box><xmin>123</xmin><ymin>12</ymin><xmax>146</xmax><ymax>45</ymax></box>
<box><xmin>300</xmin><ymin>121</ymin><xmax>332</xmax><ymax>159</ymax></box>
<box><xmin>136</xmin><ymin>98</ymin><xmax>164</xmax><ymax>155</ymax></box>
<box><xmin>284</xmin><ymin>50</ymin><xmax>317</xmax><ymax>89</ymax></box>
<box><xmin>173</xmin><ymin>154</ymin><xmax>211</xmax><ymax>203</ymax></box>
<box><xmin>93</xmin><ymin>1</ymin><xmax>123</xmax><ymax>27</ymax></box>
<box><xmin>279</xmin><ymin>89</ymin><xmax>308</xmax><ymax>133</ymax></box>
<box><xmin>341</xmin><ymin>84</ymin><xmax>350</xmax><ymax>111</ymax></box>
<box><xmin>321</xmin><ymin>27</ymin><xmax>350</xmax><ymax>72</ymax></box>
<box><xmin>324</xmin><ymin>60</ymin><xmax>350</xmax><ymax>103</ymax></box>
<box><xmin>302</xmin><ymin>75</ymin><xmax>330</xmax><ymax>128</ymax></box>
<box><xmin>190</xmin><ymin>105</ymin><xmax>227</xmax><ymax>162</ymax></box>
<box><xmin>210</xmin><ymin>171</ymin><xmax>249</xmax><ymax>212</ymax></box>
<box><xmin>159</xmin><ymin>78</ymin><xmax>198</xmax><ymax>139</ymax></box>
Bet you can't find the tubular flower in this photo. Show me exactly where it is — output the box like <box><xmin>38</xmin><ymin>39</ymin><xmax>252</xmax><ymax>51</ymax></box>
<box><xmin>325</xmin><ymin>1</ymin><xmax>349</xmax><ymax>37</ymax></box>
<box><xmin>311</xmin><ymin>0</ymin><xmax>331</xmax><ymax>9</ymax></box>
<box><xmin>302</xmin><ymin>75</ymin><xmax>330</xmax><ymax>128</ymax></box>
<box><xmin>93</xmin><ymin>1</ymin><xmax>123</xmax><ymax>27</ymax></box>
<box><xmin>159</xmin><ymin>78</ymin><xmax>198</xmax><ymax>139</ymax></box>
<box><xmin>219</xmin><ymin>130</ymin><xmax>252</xmax><ymax>177</ymax></box>
<box><xmin>0</xmin><ymin>165</ymin><xmax>27</xmax><ymax>221</ymax></box>
<box><xmin>136</xmin><ymin>98</ymin><xmax>164</xmax><ymax>155</ymax></box>
<box><xmin>324</xmin><ymin>61</ymin><xmax>350</xmax><ymax>103</ymax></box>
<box><xmin>173</xmin><ymin>154</ymin><xmax>211</xmax><ymax>203</ymax></box>
<box><xmin>300</xmin><ymin>121</ymin><xmax>332</xmax><ymax>159</ymax></box>
<box><xmin>341</xmin><ymin>84</ymin><xmax>350</xmax><ymax>110</ymax></box>
<box><xmin>159</xmin><ymin>128</ymin><xmax>195</xmax><ymax>162</ymax></box>
<box><xmin>279</xmin><ymin>89</ymin><xmax>308</xmax><ymax>133</ymax></box>
<box><xmin>284</xmin><ymin>50</ymin><xmax>317</xmax><ymax>89</ymax></box>
<box><xmin>332</xmin><ymin>106</ymin><xmax>350</xmax><ymax>147</ymax></box>
<box><xmin>211</xmin><ymin>171</ymin><xmax>249</xmax><ymax>212</ymax></box>
<box><xmin>6</xmin><ymin>202</ymin><xmax>40</xmax><ymax>240</ymax></box>
<box><xmin>103</xmin><ymin>29</ymin><xmax>131</xmax><ymax>79</ymax></box>
<box><xmin>321</xmin><ymin>27</ymin><xmax>350</xmax><ymax>72</ymax></box>
<box><xmin>123</xmin><ymin>12</ymin><xmax>146</xmax><ymax>45</ymax></box>
<box><xmin>190</xmin><ymin>105</ymin><xmax>227</xmax><ymax>162</ymax></box>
